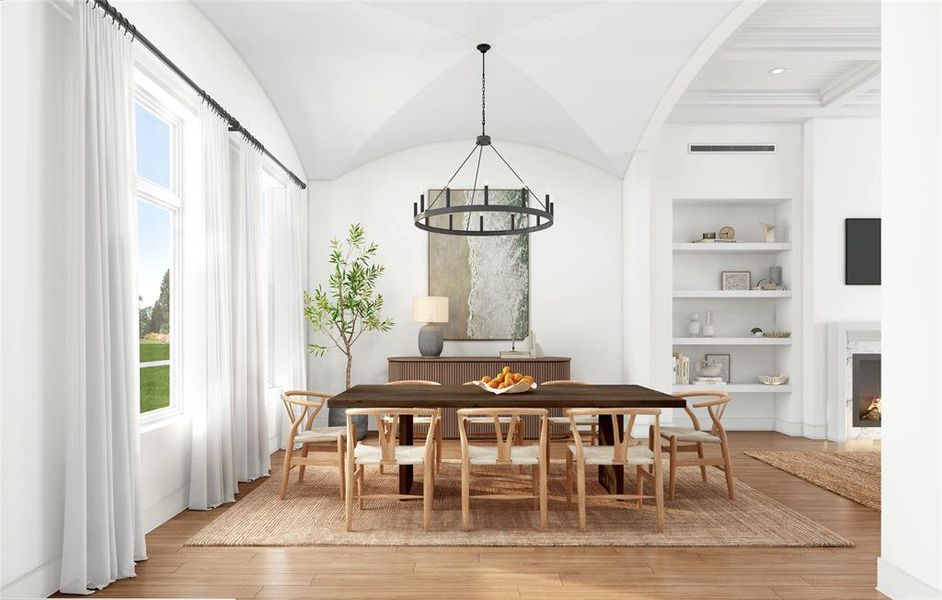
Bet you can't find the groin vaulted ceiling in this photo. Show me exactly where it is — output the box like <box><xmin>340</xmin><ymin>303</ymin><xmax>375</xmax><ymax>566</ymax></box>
<box><xmin>195</xmin><ymin>1</ymin><xmax>741</xmax><ymax>179</ymax></box>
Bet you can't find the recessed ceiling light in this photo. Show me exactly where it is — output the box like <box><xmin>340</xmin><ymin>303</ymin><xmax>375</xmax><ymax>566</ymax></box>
<box><xmin>769</xmin><ymin>67</ymin><xmax>787</xmax><ymax>75</ymax></box>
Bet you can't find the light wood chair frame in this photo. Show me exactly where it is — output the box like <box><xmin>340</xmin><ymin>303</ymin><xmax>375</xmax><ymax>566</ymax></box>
<box><xmin>380</xmin><ymin>380</ymin><xmax>443</xmax><ymax>474</ymax></box>
<box><xmin>345</xmin><ymin>407</ymin><xmax>439</xmax><ymax>531</ymax></box>
<box><xmin>280</xmin><ymin>391</ymin><xmax>346</xmax><ymax>500</ymax></box>
<box><xmin>456</xmin><ymin>408</ymin><xmax>549</xmax><ymax>531</ymax></box>
<box><xmin>565</xmin><ymin>408</ymin><xmax>664</xmax><ymax>532</ymax></box>
<box><xmin>662</xmin><ymin>391</ymin><xmax>735</xmax><ymax>500</ymax></box>
<box><xmin>544</xmin><ymin>380</ymin><xmax>597</xmax><ymax>445</ymax></box>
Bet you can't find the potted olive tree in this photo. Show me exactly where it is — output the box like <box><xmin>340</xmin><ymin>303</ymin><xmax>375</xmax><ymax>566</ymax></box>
<box><xmin>305</xmin><ymin>223</ymin><xmax>394</xmax><ymax>439</ymax></box>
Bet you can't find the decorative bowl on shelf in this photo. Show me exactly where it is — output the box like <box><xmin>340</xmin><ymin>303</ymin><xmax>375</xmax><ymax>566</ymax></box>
<box><xmin>696</xmin><ymin>361</ymin><xmax>724</xmax><ymax>377</ymax></box>
<box><xmin>757</xmin><ymin>374</ymin><xmax>789</xmax><ymax>386</ymax></box>
<box><xmin>466</xmin><ymin>380</ymin><xmax>537</xmax><ymax>395</ymax></box>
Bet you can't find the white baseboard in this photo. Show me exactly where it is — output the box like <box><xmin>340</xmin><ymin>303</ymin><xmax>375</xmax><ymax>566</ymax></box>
<box><xmin>672</xmin><ymin>414</ymin><xmax>775</xmax><ymax>431</ymax></box>
<box><xmin>143</xmin><ymin>484</ymin><xmax>188</xmax><ymax>534</ymax></box>
<box><xmin>878</xmin><ymin>557</ymin><xmax>942</xmax><ymax>599</ymax></box>
<box><xmin>772</xmin><ymin>419</ymin><xmax>827</xmax><ymax>439</ymax></box>
<box><xmin>1</xmin><ymin>555</ymin><xmax>60</xmax><ymax>599</ymax></box>
<box><xmin>642</xmin><ymin>415</ymin><xmax>823</xmax><ymax>438</ymax></box>
<box><xmin>774</xmin><ymin>419</ymin><xmax>804</xmax><ymax>437</ymax></box>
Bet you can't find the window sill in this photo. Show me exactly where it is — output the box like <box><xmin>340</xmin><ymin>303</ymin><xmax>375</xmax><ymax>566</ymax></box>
<box><xmin>140</xmin><ymin>408</ymin><xmax>186</xmax><ymax>435</ymax></box>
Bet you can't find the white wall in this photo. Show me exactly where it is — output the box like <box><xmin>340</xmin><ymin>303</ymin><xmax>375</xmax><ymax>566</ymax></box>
<box><xmin>803</xmin><ymin>118</ymin><xmax>881</xmax><ymax>439</ymax></box>
<box><xmin>0</xmin><ymin>1</ymin><xmax>305</xmax><ymax>597</ymax></box>
<box><xmin>1</xmin><ymin>1</ymin><xmax>72</xmax><ymax>596</ymax></box>
<box><xmin>879</xmin><ymin>2</ymin><xmax>942</xmax><ymax>597</ymax></box>
<box><xmin>648</xmin><ymin>123</ymin><xmax>806</xmax><ymax>431</ymax></box>
<box><xmin>622</xmin><ymin>152</ymin><xmax>655</xmax><ymax>388</ymax></box>
<box><xmin>306</xmin><ymin>141</ymin><xmax>624</xmax><ymax>408</ymax></box>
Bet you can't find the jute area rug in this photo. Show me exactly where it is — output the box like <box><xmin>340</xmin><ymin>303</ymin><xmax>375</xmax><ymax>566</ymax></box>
<box><xmin>186</xmin><ymin>461</ymin><xmax>851</xmax><ymax>548</ymax></box>
<box><xmin>744</xmin><ymin>449</ymin><xmax>881</xmax><ymax>511</ymax></box>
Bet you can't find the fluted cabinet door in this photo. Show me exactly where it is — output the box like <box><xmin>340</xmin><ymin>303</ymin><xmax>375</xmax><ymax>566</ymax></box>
<box><xmin>388</xmin><ymin>357</ymin><xmax>572</xmax><ymax>439</ymax></box>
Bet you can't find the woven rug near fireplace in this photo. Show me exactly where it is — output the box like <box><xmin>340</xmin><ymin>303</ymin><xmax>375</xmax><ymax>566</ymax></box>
<box><xmin>186</xmin><ymin>463</ymin><xmax>851</xmax><ymax>547</ymax></box>
<box><xmin>744</xmin><ymin>450</ymin><xmax>880</xmax><ymax>510</ymax></box>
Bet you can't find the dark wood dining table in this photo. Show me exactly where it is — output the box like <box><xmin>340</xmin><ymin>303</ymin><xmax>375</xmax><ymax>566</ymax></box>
<box><xmin>329</xmin><ymin>383</ymin><xmax>685</xmax><ymax>495</ymax></box>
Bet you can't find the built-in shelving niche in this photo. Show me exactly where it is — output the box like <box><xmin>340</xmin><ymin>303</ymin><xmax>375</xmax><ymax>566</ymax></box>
<box><xmin>671</xmin><ymin>198</ymin><xmax>798</xmax><ymax>401</ymax></box>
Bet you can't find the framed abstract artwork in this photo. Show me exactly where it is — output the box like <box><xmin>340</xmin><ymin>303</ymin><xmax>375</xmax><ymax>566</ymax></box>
<box><xmin>427</xmin><ymin>189</ymin><xmax>530</xmax><ymax>340</ymax></box>
<box><xmin>721</xmin><ymin>271</ymin><xmax>751</xmax><ymax>291</ymax></box>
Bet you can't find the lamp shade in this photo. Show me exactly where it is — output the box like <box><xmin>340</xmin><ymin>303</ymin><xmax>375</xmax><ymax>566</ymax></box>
<box><xmin>413</xmin><ymin>296</ymin><xmax>449</xmax><ymax>323</ymax></box>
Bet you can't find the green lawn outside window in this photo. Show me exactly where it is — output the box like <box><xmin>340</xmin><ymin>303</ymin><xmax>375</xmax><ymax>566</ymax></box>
<box><xmin>140</xmin><ymin>341</ymin><xmax>170</xmax><ymax>413</ymax></box>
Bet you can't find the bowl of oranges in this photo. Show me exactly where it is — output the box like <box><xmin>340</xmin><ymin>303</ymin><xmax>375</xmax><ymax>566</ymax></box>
<box><xmin>467</xmin><ymin>366</ymin><xmax>536</xmax><ymax>394</ymax></box>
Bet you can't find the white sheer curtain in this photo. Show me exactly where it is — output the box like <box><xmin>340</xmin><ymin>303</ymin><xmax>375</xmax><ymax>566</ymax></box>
<box><xmin>232</xmin><ymin>138</ymin><xmax>271</xmax><ymax>480</ymax></box>
<box><xmin>185</xmin><ymin>105</ymin><xmax>237</xmax><ymax>509</ymax></box>
<box><xmin>270</xmin><ymin>182</ymin><xmax>309</xmax><ymax>446</ymax></box>
<box><xmin>60</xmin><ymin>3</ymin><xmax>146</xmax><ymax>593</ymax></box>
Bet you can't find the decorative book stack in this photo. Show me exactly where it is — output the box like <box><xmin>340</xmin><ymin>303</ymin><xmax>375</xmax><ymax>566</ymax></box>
<box><xmin>673</xmin><ymin>352</ymin><xmax>691</xmax><ymax>385</ymax></box>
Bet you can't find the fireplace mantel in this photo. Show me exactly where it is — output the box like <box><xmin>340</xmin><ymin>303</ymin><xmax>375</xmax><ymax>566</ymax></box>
<box><xmin>826</xmin><ymin>321</ymin><xmax>881</xmax><ymax>442</ymax></box>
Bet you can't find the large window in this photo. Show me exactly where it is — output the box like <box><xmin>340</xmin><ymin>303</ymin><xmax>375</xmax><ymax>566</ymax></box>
<box><xmin>135</xmin><ymin>72</ymin><xmax>186</xmax><ymax>417</ymax></box>
<box><xmin>261</xmin><ymin>170</ymin><xmax>286</xmax><ymax>389</ymax></box>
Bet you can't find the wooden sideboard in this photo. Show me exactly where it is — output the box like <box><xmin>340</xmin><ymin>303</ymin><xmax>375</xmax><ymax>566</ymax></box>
<box><xmin>387</xmin><ymin>356</ymin><xmax>571</xmax><ymax>439</ymax></box>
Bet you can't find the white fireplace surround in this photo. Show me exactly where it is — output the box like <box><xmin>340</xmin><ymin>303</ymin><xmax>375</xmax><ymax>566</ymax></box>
<box><xmin>826</xmin><ymin>321</ymin><xmax>881</xmax><ymax>442</ymax></box>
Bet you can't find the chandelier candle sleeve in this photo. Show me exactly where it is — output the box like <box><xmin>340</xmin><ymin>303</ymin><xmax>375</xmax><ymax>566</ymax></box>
<box><xmin>413</xmin><ymin>42</ymin><xmax>554</xmax><ymax>236</ymax></box>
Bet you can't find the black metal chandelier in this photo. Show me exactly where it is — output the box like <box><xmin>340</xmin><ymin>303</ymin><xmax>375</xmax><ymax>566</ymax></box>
<box><xmin>413</xmin><ymin>43</ymin><xmax>554</xmax><ymax>236</ymax></box>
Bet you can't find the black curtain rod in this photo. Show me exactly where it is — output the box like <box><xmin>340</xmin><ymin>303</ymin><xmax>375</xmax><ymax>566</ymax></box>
<box><xmin>90</xmin><ymin>0</ymin><xmax>307</xmax><ymax>190</ymax></box>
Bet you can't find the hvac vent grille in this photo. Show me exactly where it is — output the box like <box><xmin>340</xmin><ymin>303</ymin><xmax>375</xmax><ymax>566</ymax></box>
<box><xmin>688</xmin><ymin>144</ymin><xmax>777</xmax><ymax>154</ymax></box>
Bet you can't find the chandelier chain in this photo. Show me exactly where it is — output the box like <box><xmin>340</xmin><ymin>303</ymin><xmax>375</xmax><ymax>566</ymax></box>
<box><xmin>481</xmin><ymin>50</ymin><xmax>486</xmax><ymax>135</ymax></box>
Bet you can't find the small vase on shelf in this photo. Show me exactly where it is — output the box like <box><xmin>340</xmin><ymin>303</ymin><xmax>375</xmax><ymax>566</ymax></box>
<box><xmin>688</xmin><ymin>313</ymin><xmax>701</xmax><ymax>337</ymax></box>
<box><xmin>761</xmin><ymin>222</ymin><xmax>776</xmax><ymax>243</ymax></box>
<box><xmin>702</xmin><ymin>310</ymin><xmax>715</xmax><ymax>337</ymax></box>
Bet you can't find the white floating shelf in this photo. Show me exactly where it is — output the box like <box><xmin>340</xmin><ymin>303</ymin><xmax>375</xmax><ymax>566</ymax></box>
<box><xmin>672</xmin><ymin>337</ymin><xmax>792</xmax><ymax>346</ymax></box>
<box><xmin>673</xmin><ymin>290</ymin><xmax>792</xmax><ymax>299</ymax></box>
<box><xmin>673</xmin><ymin>384</ymin><xmax>792</xmax><ymax>394</ymax></box>
<box><xmin>672</xmin><ymin>242</ymin><xmax>792</xmax><ymax>254</ymax></box>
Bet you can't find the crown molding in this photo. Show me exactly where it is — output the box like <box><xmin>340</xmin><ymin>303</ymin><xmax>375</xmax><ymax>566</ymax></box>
<box><xmin>675</xmin><ymin>6</ymin><xmax>882</xmax><ymax>123</ymax></box>
<box><xmin>678</xmin><ymin>91</ymin><xmax>823</xmax><ymax>107</ymax></box>
<box><xmin>820</xmin><ymin>61</ymin><xmax>881</xmax><ymax>107</ymax></box>
<box><xmin>670</xmin><ymin>104</ymin><xmax>879</xmax><ymax>123</ymax></box>
<box><xmin>732</xmin><ymin>27</ymin><xmax>880</xmax><ymax>48</ymax></box>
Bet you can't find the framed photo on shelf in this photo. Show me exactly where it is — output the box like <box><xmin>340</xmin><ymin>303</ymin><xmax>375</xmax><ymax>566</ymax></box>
<box><xmin>721</xmin><ymin>271</ymin><xmax>751</xmax><ymax>291</ymax></box>
<box><xmin>705</xmin><ymin>353</ymin><xmax>731</xmax><ymax>383</ymax></box>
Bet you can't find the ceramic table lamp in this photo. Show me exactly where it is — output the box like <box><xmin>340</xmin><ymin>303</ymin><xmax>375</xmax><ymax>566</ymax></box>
<box><xmin>413</xmin><ymin>296</ymin><xmax>449</xmax><ymax>357</ymax></box>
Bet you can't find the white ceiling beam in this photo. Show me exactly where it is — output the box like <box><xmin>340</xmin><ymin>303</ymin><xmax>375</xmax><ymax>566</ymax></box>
<box><xmin>820</xmin><ymin>61</ymin><xmax>881</xmax><ymax>108</ymax></box>
<box><xmin>719</xmin><ymin>47</ymin><xmax>880</xmax><ymax>62</ymax></box>
<box><xmin>669</xmin><ymin>7</ymin><xmax>882</xmax><ymax>124</ymax></box>
<box><xmin>733</xmin><ymin>27</ymin><xmax>880</xmax><ymax>47</ymax></box>
<box><xmin>721</xmin><ymin>26</ymin><xmax>880</xmax><ymax>61</ymax></box>
<box><xmin>679</xmin><ymin>88</ymin><xmax>880</xmax><ymax>109</ymax></box>
<box><xmin>669</xmin><ymin>103</ymin><xmax>880</xmax><ymax>122</ymax></box>
<box><xmin>678</xmin><ymin>90</ymin><xmax>822</xmax><ymax>107</ymax></box>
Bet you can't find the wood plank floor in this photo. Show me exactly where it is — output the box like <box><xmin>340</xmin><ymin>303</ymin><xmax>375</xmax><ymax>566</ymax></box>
<box><xmin>61</xmin><ymin>432</ymin><xmax>884</xmax><ymax>599</ymax></box>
